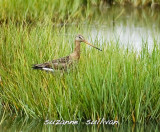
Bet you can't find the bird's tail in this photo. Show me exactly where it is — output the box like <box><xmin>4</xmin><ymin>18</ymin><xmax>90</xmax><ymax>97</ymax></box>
<box><xmin>32</xmin><ymin>65</ymin><xmax>42</xmax><ymax>69</ymax></box>
<box><xmin>32</xmin><ymin>64</ymin><xmax>54</xmax><ymax>72</ymax></box>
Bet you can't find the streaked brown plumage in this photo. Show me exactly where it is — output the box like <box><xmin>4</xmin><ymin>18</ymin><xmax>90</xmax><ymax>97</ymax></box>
<box><xmin>32</xmin><ymin>34</ymin><xmax>102</xmax><ymax>72</ymax></box>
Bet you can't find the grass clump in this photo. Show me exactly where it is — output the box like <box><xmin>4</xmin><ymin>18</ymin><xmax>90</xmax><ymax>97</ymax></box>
<box><xmin>0</xmin><ymin>23</ymin><xmax>160</xmax><ymax>123</ymax></box>
<box><xmin>0</xmin><ymin>0</ymin><xmax>87</xmax><ymax>24</ymax></box>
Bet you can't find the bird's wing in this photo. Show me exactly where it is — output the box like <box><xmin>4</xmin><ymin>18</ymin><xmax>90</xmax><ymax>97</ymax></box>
<box><xmin>32</xmin><ymin>55</ymin><xmax>72</xmax><ymax>70</ymax></box>
<box><xmin>52</xmin><ymin>56</ymin><xmax>70</xmax><ymax>63</ymax></box>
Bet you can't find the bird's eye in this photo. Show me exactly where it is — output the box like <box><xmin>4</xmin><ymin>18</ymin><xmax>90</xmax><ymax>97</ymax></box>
<box><xmin>79</xmin><ymin>36</ymin><xmax>82</xmax><ymax>39</ymax></box>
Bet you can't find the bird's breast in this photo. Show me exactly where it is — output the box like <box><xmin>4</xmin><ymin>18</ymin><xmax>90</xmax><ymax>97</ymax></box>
<box><xmin>70</xmin><ymin>52</ymin><xmax>80</xmax><ymax>60</ymax></box>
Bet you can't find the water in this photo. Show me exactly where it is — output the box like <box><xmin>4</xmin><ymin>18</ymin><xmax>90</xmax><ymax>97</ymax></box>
<box><xmin>59</xmin><ymin>6</ymin><xmax>160</xmax><ymax>51</ymax></box>
<box><xmin>92</xmin><ymin>6</ymin><xmax>160</xmax><ymax>51</ymax></box>
<box><xmin>0</xmin><ymin>118</ymin><xmax>160</xmax><ymax>131</ymax></box>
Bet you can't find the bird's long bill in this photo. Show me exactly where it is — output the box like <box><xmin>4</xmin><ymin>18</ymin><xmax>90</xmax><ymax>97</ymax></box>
<box><xmin>84</xmin><ymin>40</ymin><xmax>102</xmax><ymax>51</ymax></box>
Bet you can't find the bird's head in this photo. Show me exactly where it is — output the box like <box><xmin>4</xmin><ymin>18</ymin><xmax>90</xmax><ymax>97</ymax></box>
<box><xmin>75</xmin><ymin>34</ymin><xmax>85</xmax><ymax>42</ymax></box>
<box><xmin>75</xmin><ymin>34</ymin><xmax>102</xmax><ymax>51</ymax></box>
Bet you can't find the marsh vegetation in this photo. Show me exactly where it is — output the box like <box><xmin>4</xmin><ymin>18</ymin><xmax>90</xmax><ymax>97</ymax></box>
<box><xmin>0</xmin><ymin>0</ymin><xmax>160</xmax><ymax>130</ymax></box>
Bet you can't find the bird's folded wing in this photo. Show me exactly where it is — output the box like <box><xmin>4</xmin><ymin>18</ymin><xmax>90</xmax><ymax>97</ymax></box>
<box><xmin>32</xmin><ymin>55</ymin><xmax>72</xmax><ymax>70</ymax></box>
<box><xmin>52</xmin><ymin>56</ymin><xmax>70</xmax><ymax>63</ymax></box>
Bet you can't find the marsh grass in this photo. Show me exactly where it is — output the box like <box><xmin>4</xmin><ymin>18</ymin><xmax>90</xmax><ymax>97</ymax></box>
<box><xmin>0</xmin><ymin>0</ymin><xmax>160</xmax><ymax>25</ymax></box>
<box><xmin>0</xmin><ymin>22</ymin><xmax>160</xmax><ymax>123</ymax></box>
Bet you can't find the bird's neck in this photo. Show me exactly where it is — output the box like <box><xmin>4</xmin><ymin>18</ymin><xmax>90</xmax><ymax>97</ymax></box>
<box><xmin>70</xmin><ymin>41</ymin><xmax>81</xmax><ymax>60</ymax></box>
<box><xmin>74</xmin><ymin>40</ymin><xmax>80</xmax><ymax>57</ymax></box>
<box><xmin>74</xmin><ymin>40</ymin><xmax>80</xmax><ymax>51</ymax></box>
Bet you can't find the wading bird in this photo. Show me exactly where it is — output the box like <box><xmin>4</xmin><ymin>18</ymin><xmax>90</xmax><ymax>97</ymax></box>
<box><xmin>32</xmin><ymin>34</ymin><xmax>102</xmax><ymax>72</ymax></box>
